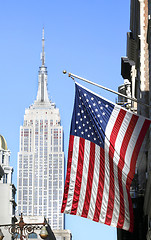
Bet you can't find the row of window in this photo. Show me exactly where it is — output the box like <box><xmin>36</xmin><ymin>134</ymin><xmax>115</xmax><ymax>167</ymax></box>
<box><xmin>24</xmin><ymin>119</ymin><xmax>60</xmax><ymax>127</ymax></box>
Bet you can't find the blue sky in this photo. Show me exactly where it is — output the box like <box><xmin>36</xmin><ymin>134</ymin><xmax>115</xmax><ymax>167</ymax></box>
<box><xmin>0</xmin><ymin>1</ymin><xmax>130</xmax><ymax>239</ymax></box>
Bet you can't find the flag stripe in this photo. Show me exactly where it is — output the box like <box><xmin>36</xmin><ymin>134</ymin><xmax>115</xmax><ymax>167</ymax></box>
<box><xmin>110</xmin><ymin>111</ymin><xmax>134</xmax><ymax>227</ymax></box>
<box><xmin>93</xmin><ymin>147</ymin><xmax>105</xmax><ymax>222</ymax></box>
<box><xmin>61</xmin><ymin>135</ymin><xmax>74</xmax><ymax>213</ymax></box>
<box><xmin>105</xmin><ymin>109</ymin><xmax>126</xmax><ymax>225</ymax></box>
<box><xmin>71</xmin><ymin>137</ymin><xmax>85</xmax><ymax>214</ymax></box>
<box><xmin>117</xmin><ymin>114</ymin><xmax>138</xmax><ymax>229</ymax></box>
<box><xmin>64</xmin><ymin>136</ymin><xmax>80</xmax><ymax>213</ymax></box>
<box><xmin>122</xmin><ymin>117</ymin><xmax>147</xmax><ymax>230</ymax></box>
<box><xmin>77</xmin><ymin>140</ymin><xmax>91</xmax><ymax>216</ymax></box>
<box><xmin>88</xmin><ymin>145</ymin><xmax>101</xmax><ymax>220</ymax></box>
<box><xmin>99</xmin><ymin>106</ymin><xmax>120</xmax><ymax>223</ymax></box>
<box><xmin>127</xmin><ymin>119</ymin><xmax>150</xmax><ymax>232</ymax></box>
<box><xmin>129</xmin><ymin>119</ymin><xmax>150</xmax><ymax>179</ymax></box>
<box><xmin>81</xmin><ymin>142</ymin><xmax>96</xmax><ymax>218</ymax></box>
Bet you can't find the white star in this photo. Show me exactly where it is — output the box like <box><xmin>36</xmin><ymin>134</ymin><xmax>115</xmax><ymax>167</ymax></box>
<box><xmin>85</xmin><ymin>129</ymin><xmax>88</xmax><ymax>132</ymax></box>
<box><xmin>93</xmin><ymin>103</ymin><xmax>96</xmax><ymax>106</ymax></box>
<box><xmin>81</xmin><ymin>132</ymin><xmax>84</xmax><ymax>135</ymax></box>
<box><xmin>76</xmin><ymin>121</ymin><xmax>78</xmax><ymax>124</ymax></box>
<box><xmin>89</xmin><ymin>105</ymin><xmax>91</xmax><ymax>108</ymax></box>
<box><xmin>83</xmin><ymin>124</ymin><xmax>85</xmax><ymax>127</ymax></box>
<box><xmin>97</xmin><ymin>114</ymin><xmax>100</xmax><ymax>117</ymax></box>
<box><xmin>100</xmin><ymin>106</ymin><xmax>103</xmax><ymax>110</ymax></box>
<box><xmin>79</xmin><ymin>105</ymin><xmax>81</xmax><ymax>108</ymax></box>
<box><xmin>79</xmin><ymin>97</ymin><xmax>82</xmax><ymax>99</ymax></box>
<box><xmin>98</xmin><ymin>101</ymin><xmax>101</xmax><ymax>104</ymax></box>
<box><xmin>102</xmin><ymin>112</ymin><xmax>105</xmax><ymax>115</ymax></box>
<box><xmin>74</xmin><ymin>130</ymin><xmax>77</xmax><ymax>132</ymax></box>
<box><xmin>86</xmin><ymin>121</ymin><xmax>89</xmax><ymax>124</ymax></box>
<box><xmin>91</xmin><ymin>132</ymin><xmax>94</xmax><ymax>135</ymax></box>
<box><xmin>84</xmin><ymin>116</ymin><xmax>86</xmax><ymax>119</ymax></box>
<box><xmin>80</xmin><ymin>118</ymin><xmax>83</xmax><ymax>121</ymax></box>
<box><xmin>100</xmin><ymin>120</ymin><xmax>102</xmax><ymax>123</ymax></box>
<box><xmin>77</xmin><ymin>113</ymin><xmax>80</xmax><ymax>116</ymax></box>
<box><xmin>94</xmin><ymin>138</ymin><xmax>96</xmax><ymax>140</ymax></box>
<box><xmin>95</xmin><ymin>109</ymin><xmax>98</xmax><ymax>112</ymax></box>
<box><xmin>88</xmin><ymin>135</ymin><xmax>90</xmax><ymax>137</ymax></box>
<box><xmin>81</xmin><ymin>110</ymin><xmax>84</xmax><ymax>113</ymax></box>
<box><xmin>79</xmin><ymin>126</ymin><xmax>81</xmax><ymax>129</ymax></box>
<box><xmin>91</xmin><ymin>97</ymin><xmax>94</xmax><ymax>100</ymax></box>
<box><xmin>86</xmin><ymin>99</ymin><xmax>89</xmax><ymax>102</ymax></box>
<box><xmin>89</xmin><ymin>127</ymin><xmax>92</xmax><ymax>129</ymax></box>
<box><xmin>105</xmin><ymin>104</ymin><xmax>108</xmax><ymax>107</ymax></box>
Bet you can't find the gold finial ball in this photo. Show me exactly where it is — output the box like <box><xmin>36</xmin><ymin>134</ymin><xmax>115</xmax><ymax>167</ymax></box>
<box><xmin>39</xmin><ymin>226</ymin><xmax>48</xmax><ymax>239</ymax></box>
<box><xmin>63</xmin><ymin>70</ymin><xmax>67</xmax><ymax>74</ymax></box>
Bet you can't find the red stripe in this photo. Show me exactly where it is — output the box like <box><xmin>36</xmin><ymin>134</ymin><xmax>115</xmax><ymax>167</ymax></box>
<box><xmin>70</xmin><ymin>138</ymin><xmax>85</xmax><ymax>214</ymax></box>
<box><xmin>129</xmin><ymin>119</ymin><xmax>151</xmax><ymax>180</ymax></box>
<box><xmin>117</xmin><ymin>114</ymin><xmax>138</xmax><ymax>229</ymax></box>
<box><xmin>93</xmin><ymin>148</ymin><xmax>105</xmax><ymax>222</ymax></box>
<box><xmin>81</xmin><ymin>142</ymin><xmax>95</xmax><ymax>218</ymax></box>
<box><xmin>61</xmin><ymin>135</ymin><xmax>74</xmax><ymax>213</ymax></box>
<box><xmin>126</xmin><ymin>119</ymin><xmax>151</xmax><ymax>231</ymax></box>
<box><xmin>105</xmin><ymin>109</ymin><xmax>126</xmax><ymax>225</ymax></box>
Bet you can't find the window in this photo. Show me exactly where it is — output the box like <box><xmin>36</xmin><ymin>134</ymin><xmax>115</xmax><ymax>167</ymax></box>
<box><xmin>3</xmin><ymin>173</ymin><xmax>8</xmax><ymax>183</ymax></box>
<box><xmin>2</xmin><ymin>154</ymin><xmax>4</xmax><ymax>163</ymax></box>
<box><xmin>24</xmin><ymin>129</ymin><xmax>29</xmax><ymax>152</ymax></box>
<box><xmin>23</xmin><ymin>179</ymin><xmax>28</xmax><ymax>186</ymax></box>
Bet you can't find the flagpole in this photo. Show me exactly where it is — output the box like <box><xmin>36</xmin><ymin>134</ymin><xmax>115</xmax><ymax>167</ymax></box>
<box><xmin>63</xmin><ymin>70</ymin><xmax>151</xmax><ymax>109</ymax></box>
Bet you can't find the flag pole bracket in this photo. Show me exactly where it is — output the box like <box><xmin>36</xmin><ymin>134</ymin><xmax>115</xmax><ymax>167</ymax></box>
<box><xmin>63</xmin><ymin>70</ymin><xmax>151</xmax><ymax>109</ymax></box>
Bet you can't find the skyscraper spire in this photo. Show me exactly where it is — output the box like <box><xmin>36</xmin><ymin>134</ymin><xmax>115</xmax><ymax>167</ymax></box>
<box><xmin>41</xmin><ymin>27</ymin><xmax>45</xmax><ymax>66</ymax></box>
<box><xmin>33</xmin><ymin>28</ymin><xmax>51</xmax><ymax>107</ymax></box>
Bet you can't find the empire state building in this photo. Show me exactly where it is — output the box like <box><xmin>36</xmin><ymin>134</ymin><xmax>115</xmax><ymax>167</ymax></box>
<box><xmin>17</xmin><ymin>29</ymin><xmax>64</xmax><ymax>230</ymax></box>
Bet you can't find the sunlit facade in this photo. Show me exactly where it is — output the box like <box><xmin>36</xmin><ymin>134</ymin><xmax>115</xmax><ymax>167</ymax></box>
<box><xmin>17</xmin><ymin>29</ymin><xmax>64</xmax><ymax>230</ymax></box>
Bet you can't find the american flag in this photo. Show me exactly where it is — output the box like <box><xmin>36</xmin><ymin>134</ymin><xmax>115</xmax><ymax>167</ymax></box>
<box><xmin>61</xmin><ymin>82</ymin><xmax>151</xmax><ymax>231</ymax></box>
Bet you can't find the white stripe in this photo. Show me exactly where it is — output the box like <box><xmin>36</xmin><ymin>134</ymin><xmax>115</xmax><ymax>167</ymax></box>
<box><xmin>64</xmin><ymin>136</ymin><xmax>80</xmax><ymax>213</ymax></box>
<box><xmin>87</xmin><ymin>144</ymin><xmax>100</xmax><ymax>220</ymax></box>
<box><xmin>76</xmin><ymin>140</ymin><xmax>91</xmax><ymax>216</ymax></box>
<box><xmin>99</xmin><ymin>106</ymin><xmax>120</xmax><ymax>223</ymax></box>
<box><xmin>111</xmin><ymin>111</ymin><xmax>132</xmax><ymax>227</ymax></box>
<box><xmin>123</xmin><ymin>117</ymin><xmax>145</xmax><ymax>176</ymax></box>
<box><xmin>123</xmin><ymin>117</ymin><xmax>145</xmax><ymax>229</ymax></box>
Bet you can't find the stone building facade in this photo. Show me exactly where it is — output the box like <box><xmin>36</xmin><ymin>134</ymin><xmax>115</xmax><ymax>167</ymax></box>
<box><xmin>0</xmin><ymin>135</ymin><xmax>17</xmax><ymax>240</ymax></box>
<box><xmin>117</xmin><ymin>0</ymin><xmax>151</xmax><ymax>239</ymax></box>
<box><xmin>116</xmin><ymin>0</ymin><xmax>151</xmax><ymax>239</ymax></box>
